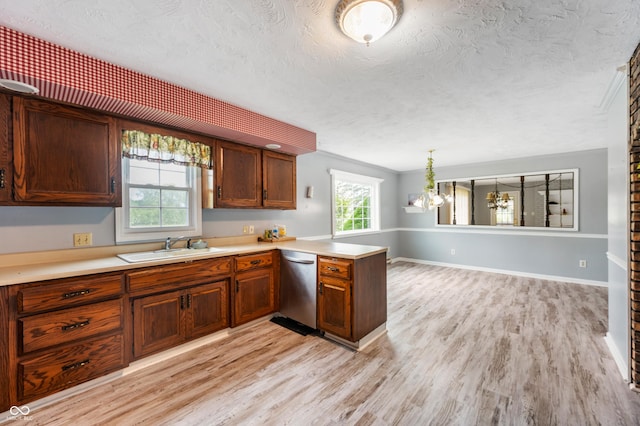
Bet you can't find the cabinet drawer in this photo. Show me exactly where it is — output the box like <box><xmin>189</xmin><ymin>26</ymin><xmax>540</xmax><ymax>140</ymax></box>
<box><xmin>19</xmin><ymin>299</ymin><xmax>123</xmax><ymax>354</ymax></box>
<box><xmin>17</xmin><ymin>273</ymin><xmax>123</xmax><ymax>315</ymax></box>
<box><xmin>235</xmin><ymin>252</ymin><xmax>273</xmax><ymax>272</ymax></box>
<box><xmin>318</xmin><ymin>257</ymin><xmax>352</xmax><ymax>280</ymax></box>
<box><xmin>127</xmin><ymin>257</ymin><xmax>232</xmax><ymax>295</ymax></box>
<box><xmin>18</xmin><ymin>334</ymin><xmax>125</xmax><ymax>402</ymax></box>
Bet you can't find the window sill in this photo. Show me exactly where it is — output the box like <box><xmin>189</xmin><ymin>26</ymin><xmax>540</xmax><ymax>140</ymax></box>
<box><xmin>332</xmin><ymin>230</ymin><xmax>381</xmax><ymax>239</ymax></box>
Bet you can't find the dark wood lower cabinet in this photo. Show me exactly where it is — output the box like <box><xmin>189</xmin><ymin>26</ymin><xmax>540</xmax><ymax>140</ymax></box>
<box><xmin>133</xmin><ymin>289</ymin><xmax>183</xmax><ymax>359</ymax></box>
<box><xmin>318</xmin><ymin>276</ymin><xmax>351</xmax><ymax>338</ymax></box>
<box><xmin>318</xmin><ymin>252</ymin><xmax>387</xmax><ymax>342</ymax></box>
<box><xmin>0</xmin><ymin>249</ymin><xmax>385</xmax><ymax>411</ymax></box>
<box><xmin>132</xmin><ymin>280</ymin><xmax>229</xmax><ymax>359</ymax></box>
<box><xmin>233</xmin><ymin>268</ymin><xmax>275</xmax><ymax>326</ymax></box>
<box><xmin>5</xmin><ymin>274</ymin><xmax>127</xmax><ymax>407</ymax></box>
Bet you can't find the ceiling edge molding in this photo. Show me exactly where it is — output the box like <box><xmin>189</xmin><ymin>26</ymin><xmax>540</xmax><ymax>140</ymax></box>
<box><xmin>599</xmin><ymin>64</ymin><xmax>629</xmax><ymax>112</ymax></box>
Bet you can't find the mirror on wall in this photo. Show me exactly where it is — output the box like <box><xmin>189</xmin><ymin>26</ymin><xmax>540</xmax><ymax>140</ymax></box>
<box><xmin>435</xmin><ymin>169</ymin><xmax>578</xmax><ymax>230</ymax></box>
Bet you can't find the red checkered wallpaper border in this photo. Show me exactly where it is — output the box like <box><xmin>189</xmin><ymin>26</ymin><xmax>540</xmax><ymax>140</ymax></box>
<box><xmin>0</xmin><ymin>26</ymin><xmax>316</xmax><ymax>155</ymax></box>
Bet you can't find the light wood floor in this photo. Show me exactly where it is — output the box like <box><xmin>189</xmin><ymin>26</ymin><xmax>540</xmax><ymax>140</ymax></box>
<box><xmin>18</xmin><ymin>262</ymin><xmax>640</xmax><ymax>425</ymax></box>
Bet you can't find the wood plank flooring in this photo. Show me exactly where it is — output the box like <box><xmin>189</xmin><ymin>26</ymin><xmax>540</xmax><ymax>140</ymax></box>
<box><xmin>15</xmin><ymin>262</ymin><xmax>640</xmax><ymax>425</ymax></box>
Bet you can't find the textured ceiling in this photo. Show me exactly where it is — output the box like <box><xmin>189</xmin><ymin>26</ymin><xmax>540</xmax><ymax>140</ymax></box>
<box><xmin>0</xmin><ymin>0</ymin><xmax>639</xmax><ymax>171</ymax></box>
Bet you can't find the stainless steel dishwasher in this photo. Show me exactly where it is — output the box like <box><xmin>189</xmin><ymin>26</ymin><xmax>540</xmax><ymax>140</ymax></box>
<box><xmin>280</xmin><ymin>250</ymin><xmax>317</xmax><ymax>329</ymax></box>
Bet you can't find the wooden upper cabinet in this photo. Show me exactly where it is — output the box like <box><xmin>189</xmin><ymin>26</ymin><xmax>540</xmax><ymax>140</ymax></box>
<box><xmin>0</xmin><ymin>94</ymin><xmax>11</xmax><ymax>203</ymax></box>
<box><xmin>12</xmin><ymin>97</ymin><xmax>120</xmax><ymax>206</ymax></box>
<box><xmin>214</xmin><ymin>140</ymin><xmax>297</xmax><ymax>209</ymax></box>
<box><xmin>215</xmin><ymin>141</ymin><xmax>262</xmax><ymax>208</ymax></box>
<box><xmin>263</xmin><ymin>150</ymin><xmax>296</xmax><ymax>209</ymax></box>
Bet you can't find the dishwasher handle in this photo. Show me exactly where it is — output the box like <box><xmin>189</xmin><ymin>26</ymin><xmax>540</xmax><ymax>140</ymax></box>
<box><xmin>282</xmin><ymin>256</ymin><xmax>315</xmax><ymax>265</ymax></box>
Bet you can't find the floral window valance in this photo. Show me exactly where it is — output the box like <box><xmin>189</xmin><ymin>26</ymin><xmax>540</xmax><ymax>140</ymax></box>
<box><xmin>122</xmin><ymin>130</ymin><xmax>212</xmax><ymax>169</ymax></box>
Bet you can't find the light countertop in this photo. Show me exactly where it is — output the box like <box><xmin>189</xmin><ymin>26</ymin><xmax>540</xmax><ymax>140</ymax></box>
<box><xmin>0</xmin><ymin>237</ymin><xmax>388</xmax><ymax>286</ymax></box>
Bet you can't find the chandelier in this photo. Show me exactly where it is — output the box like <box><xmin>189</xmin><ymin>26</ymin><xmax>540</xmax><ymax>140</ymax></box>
<box><xmin>414</xmin><ymin>150</ymin><xmax>451</xmax><ymax>210</ymax></box>
<box><xmin>486</xmin><ymin>179</ymin><xmax>510</xmax><ymax>210</ymax></box>
<box><xmin>335</xmin><ymin>0</ymin><xmax>403</xmax><ymax>46</ymax></box>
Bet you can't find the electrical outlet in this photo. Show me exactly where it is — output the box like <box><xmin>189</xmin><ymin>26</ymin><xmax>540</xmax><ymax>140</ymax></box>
<box><xmin>242</xmin><ymin>225</ymin><xmax>249</xmax><ymax>234</ymax></box>
<box><xmin>450</xmin><ymin>249</ymin><xmax>456</xmax><ymax>255</ymax></box>
<box><xmin>73</xmin><ymin>232</ymin><xmax>93</xmax><ymax>247</ymax></box>
<box><xmin>579</xmin><ymin>260</ymin><xmax>587</xmax><ymax>268</ymax></box>
<box><xmin>249</xmin><ymin>225</ymin><xmax>255</xmax><ymax>234</ymax></box>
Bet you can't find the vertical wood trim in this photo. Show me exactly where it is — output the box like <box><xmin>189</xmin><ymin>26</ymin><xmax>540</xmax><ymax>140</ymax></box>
<box><xmin>0</xmin><ymin>286</ymin><xmax>10</xmax><ymax>409</ymax></box>
<box><xmin>0</xmin><ymin>94</ymin><xmax>12</xmax><ymax>203</ymax></box>
<box><xmin>629</xmin><ymin>41</ymin><xmax>640</xmax><ymax>386</ymax></box>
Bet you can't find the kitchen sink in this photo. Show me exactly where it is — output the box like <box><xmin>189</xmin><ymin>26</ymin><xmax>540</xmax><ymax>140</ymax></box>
<box><xmin>117</xmin><ymin>247</ymin><xmax>227</xmax><ymax>263</ymax></box>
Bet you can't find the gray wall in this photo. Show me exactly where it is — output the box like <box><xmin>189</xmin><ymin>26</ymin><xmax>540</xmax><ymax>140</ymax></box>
<box><xmin>397</xmin><ymin>149</ymin><xmax>608</xmax><ymax>283</ymax></box>
<box><xmin>0</xmin><ymin>148</ymin><xmax>608</xmax><ymax>284</ymax></box>
<box><xmin>606</xmin><ymin>69</ymin><xmax>629</xmax><ymax>378</ymax></box>
<box><xmin>0</xmin><ymin>151</ymin><xmax>400</xmax><ymax>257</ymax></box>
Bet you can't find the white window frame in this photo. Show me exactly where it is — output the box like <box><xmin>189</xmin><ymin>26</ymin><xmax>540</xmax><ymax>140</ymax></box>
<box><xmin>329</xmin><ymin>169</ymin><xmax>383</xmax><ymax>238</ymax></box>
<box><xmin>115</xmin><ymin>157</ymin><xmax>202</xmax><ymax>244</ymax></box>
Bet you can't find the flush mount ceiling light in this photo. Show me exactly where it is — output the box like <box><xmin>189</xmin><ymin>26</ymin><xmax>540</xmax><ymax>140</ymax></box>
<box><xmin>335</xmin><ymin>0</ymin><xmax>403</xmax><ymax>45</ymax></box>
<box><xmin>0</xmin><ymin>79</ymin><xmax>39</xmax><ymax>94</ymax></box>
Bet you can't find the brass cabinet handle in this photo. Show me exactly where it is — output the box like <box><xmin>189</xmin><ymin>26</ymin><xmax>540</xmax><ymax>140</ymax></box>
<box><xmin>250</xmin><ymin>259</ymin><xmax>261</xmax><ymax>265</ymax></box>
<box><xmin>0</xmin><ymin>168</ymin><xmax>4</xmax><ymax>189</ymax></box>
<box><xmin>61</xmin><ymin>320</ymin><xmax>90</xmax><ymax>331</ymax></box>
<box><xmin>187</xmin><ymin>294</ymin><xmax>192</xmax><ymax>309</ymax></box>
<box><xmin>62</xmin><ymin>289</ymin><xmax>91</xmax><ymax>299</ymax></box>
<box><xmin>62</xmin><ymin>359</ymin><xmax>90</xmax><ymax>372</ymax></box>
<box><xmin>319</xmin><ymin>281</ymin><xmax>323</xmax><ymax>295</ymax></box>
<box><xmin>327</xmin><ymin>266</ymin><xmax>339</xmax><ymax>272</ymax></box>
<box><xmin>217</xmin><ymin>186</ymin><xmax>222</xmax><ymax>199</ymax></box>
<box><xmin>180</xmin><ymin>295</ymin><xmax>185</xmax><ymax>310</ymax></box>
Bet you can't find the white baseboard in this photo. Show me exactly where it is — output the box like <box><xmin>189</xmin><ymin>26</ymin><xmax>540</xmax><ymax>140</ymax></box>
<box><xmin>605</xmin><ymin>332</ymin><xmax>630</xmax><ymax>382</ymax></box>
<box><xmin>390</xmin><ymin>257</ymin><xmax>608</xmax><ymax>287</ymax></box>
<box><xmin>324</xmin><ymin>323</ymin><xmax>387</xmax><ymax>351</ymax></box>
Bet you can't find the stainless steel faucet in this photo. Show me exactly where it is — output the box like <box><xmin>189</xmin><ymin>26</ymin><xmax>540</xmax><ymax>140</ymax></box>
<box><xmin>165</xmin><ymin>236</ymin><xmax>189</xmax><ymax>250</ymax></box>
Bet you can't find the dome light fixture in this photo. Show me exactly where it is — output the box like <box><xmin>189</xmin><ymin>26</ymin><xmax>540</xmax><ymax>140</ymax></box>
<box><xmin>0</xmin><ymin>79</ymin><xmax>39</xmax><ymax>94</ymax></box>
<box><xmin>335</xmin><ymin>0</ymin><xmax>403</xmax><ymax>46</ymax></box>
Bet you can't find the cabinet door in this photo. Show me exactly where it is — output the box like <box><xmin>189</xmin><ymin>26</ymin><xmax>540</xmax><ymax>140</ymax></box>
<box><xmin>12</xmin><ymin>97</ymin><xmax>120</xmax><ymax>205</ymax></box>
<box><xmin>132</xmin><ymin>290</ymin><xmax>184</xmax><ymax>359</ymax></box>
<box><xmin>187</xmin><ymin>280</ymin><xmax>229</xmax><ymax>339</ymax></box>
<box><xmin>0</xmin><ymin>94</ymin><xmax>11</xmax><ymax>203</ymax></box>
<box><xmin>233</xmin><ymin>268</ymin><xmax>275</xmax><ymax>326</ymax></box>
<box><xmin>318</xmin><ymin>276</ymin><xmax>351</xmax><ymax>339</ymax></box>
<box><xmin>215</xmin><ymin>141</ymin><xmax>261</xmax><ymax>208</ymax></box>
<box><xmin>262</xmin><ymin>151</ymin><xmax>296</xmax><ymax>209</ymax></box>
